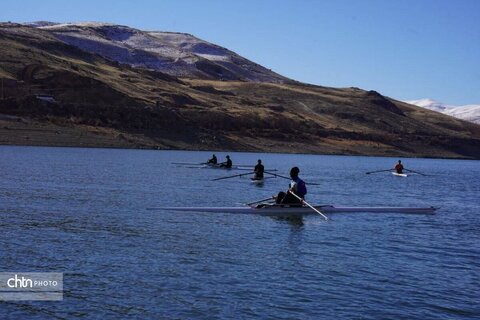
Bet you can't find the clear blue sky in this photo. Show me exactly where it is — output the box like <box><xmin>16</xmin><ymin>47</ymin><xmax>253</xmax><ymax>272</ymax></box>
<box><xmin>2</xmin><ymin>0</ymin><xmax>480</xmax><ymax>105</ymax></box>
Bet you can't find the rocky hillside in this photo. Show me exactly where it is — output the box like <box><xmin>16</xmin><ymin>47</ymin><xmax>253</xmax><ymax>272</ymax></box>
<box><xmin>1</xmin><ymin>22</ymin><xmax>480</xmax><ymax>159</ymax></box>
<box><xmin>32</xmin><ymin>22</ymin><xmax>288</xmax><ymax>83</ymax></box>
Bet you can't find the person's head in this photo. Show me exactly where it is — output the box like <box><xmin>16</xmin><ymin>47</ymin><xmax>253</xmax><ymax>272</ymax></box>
<box><xmin>258</xmin><ymin>159</ymin><xmax>262</xmax><ymax>164</ymax></box>
<box><xmin>398</xmin><ymin>160</ymin><xmax>402</xmax><ymax>164</ymax></box>
<box><xmin>290</xmin><ymin>167</ymin><xmax>300</xmax><ymax>178</ymax></box>
<box><xmin>226</xmin><ymin>155</ymin><xmax>230</xmax><ymax>159</ymax></box>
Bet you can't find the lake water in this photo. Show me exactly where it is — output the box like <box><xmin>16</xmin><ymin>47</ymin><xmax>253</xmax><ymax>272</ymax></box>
<box><xmin>0</xmin><ymin>146</ymin><xmax>479</xmax><ymax>319</ymax></box>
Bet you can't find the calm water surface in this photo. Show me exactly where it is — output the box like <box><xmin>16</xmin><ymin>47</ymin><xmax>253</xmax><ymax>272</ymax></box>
<box><xmin>0</xmin><ymin>146</ymin><xmax>479</xmax><ymax>319</ymax></box>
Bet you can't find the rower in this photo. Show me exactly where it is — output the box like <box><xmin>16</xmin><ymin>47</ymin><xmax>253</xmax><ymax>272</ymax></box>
<box><xmin>207</xmin><ymin>154</ymin><xmax>217</xmax><ymax>164</ymax></box>
<box><xmin>220</xmin><ymin>155</ymin><xmax>232</xmax><ymax>168</ymax></box>
<box><xmin>394</xmin><ymin>160</ymin><xmax>404</xmax><ymax>174</ymax></box>
<box><xmin>275</xmin><ymin>167</ymin><xmax>307</xmax><ymax>205</ymax></box>
<box><xmin>253</xmin><ymin>159</ymin><xmax>264</xmax><ymax>180</ymax></box>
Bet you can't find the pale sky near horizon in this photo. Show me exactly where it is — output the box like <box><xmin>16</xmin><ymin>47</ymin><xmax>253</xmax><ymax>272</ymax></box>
<box><xmin>2</xmin><ymin>0</ymin><xmax>479</xmax><ymax>105</ymax></box>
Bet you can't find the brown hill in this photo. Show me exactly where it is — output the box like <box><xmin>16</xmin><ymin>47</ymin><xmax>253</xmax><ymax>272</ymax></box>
<box><xmin>1</xmin><ymin>23</ymin><xmax>480</xmax><ymax>158</ymax></box>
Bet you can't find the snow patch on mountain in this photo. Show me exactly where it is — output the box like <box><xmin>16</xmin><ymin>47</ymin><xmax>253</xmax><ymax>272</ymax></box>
<box><xmin>31</xmin><ymin>22</ymin><xmax>287</xmax><ymax>82</ymax></box>
<box><xmin>405</xmin><ymin>99</ymin><xmax>480</xmax><ymax>124</ymax></box>
<box><xmin>26</xmin><ymin>21</ymin><xmax>60</xmax><ymax>28</ymax></box>
<box><xmin>41</xmin><ymin>22</ymin><xmax>116</xmax><ymax>28</ymax></box>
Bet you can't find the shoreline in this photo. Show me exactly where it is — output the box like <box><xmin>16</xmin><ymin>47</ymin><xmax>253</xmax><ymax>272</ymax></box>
<box><xmin>1</xmin><ymin>116</ymin><xmax>478</xmax><ymax>160</ymax></box>
<box><xmin>1</xmin><ymin>141</ymin><xmax>478</xmax><ymax>161</ymax></box>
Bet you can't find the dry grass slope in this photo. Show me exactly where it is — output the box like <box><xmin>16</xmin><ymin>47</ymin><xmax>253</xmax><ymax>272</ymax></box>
<box><xmin>1</xmin><ymin>23</ymin><xmax>480</xmax><ymax>158</ymax></box>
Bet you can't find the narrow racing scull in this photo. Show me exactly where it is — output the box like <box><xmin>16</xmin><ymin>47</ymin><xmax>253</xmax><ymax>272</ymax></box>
<box><xmin>147</xmin><ymin>204</ymin><xmax>437</xmax><ymax>217</ymax></box>
<box><xmin>392</xmin><ymin>172</ymin><xmax>408</xmax><ymax>177</ymax></box>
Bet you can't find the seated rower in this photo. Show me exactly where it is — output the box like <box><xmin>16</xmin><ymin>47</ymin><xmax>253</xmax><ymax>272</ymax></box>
<box><xmin>220</xmin><ymin>155</ymin><xmax>232</xmax><ymax>168</ymax></box>
<box><xmin>253</xmin><ymin>159</ymin><xmax>264</xmax><ymax>180</ymax></box>
<box><xmin>207</xmin><ymin>154</ymin><xmax>217</xmax><ymax>164</ymax></box>
<box><xmin>275</xmin><ymin>167</ymin><xmax>307</xmax><ymax>205</ymax></box>
<box><xmin>394</xmin><ymin>160</ymin><xmax>404</xmax><ymax>174</ymax></box>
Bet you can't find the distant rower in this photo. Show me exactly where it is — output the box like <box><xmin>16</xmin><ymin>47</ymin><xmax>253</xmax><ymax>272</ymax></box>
<box><xmin>275</xmin><ymin>167</ymin><xmax>307</xmax><ymax>205</ymax></box>
<box><xmin>395</xmin><ymin>160</ymin><xmax>404</xmax><ymax>174</ymax></box>
<box><xmin>253</xmin><ymin>159</ymin><xmax>264</xmax><ymax>180</ymax></box>
<box><xmin>220</xmin><ymin>155</ymin><xmax>232</xmax><ymax>168</ymax></box>
<box><xmin>207</xmin><ymin>154</ymin><xmax>217</xmax><ymax>164</ymax></box>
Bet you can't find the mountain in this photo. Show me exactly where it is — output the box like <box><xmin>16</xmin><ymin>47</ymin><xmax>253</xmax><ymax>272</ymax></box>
<box><xmin>31</xmin><ymin>22</ymin><xmax>289</xmax><ymax>83</ymax></box>
<box><xmin>406</xmin><ymin>99</ymin><xmax>480</xmax><ymax>124</ymax></box>
<box><xmin>1</xmin><ymin>22</ymin><xmax>480</xmax><ymax>159</ymax></box>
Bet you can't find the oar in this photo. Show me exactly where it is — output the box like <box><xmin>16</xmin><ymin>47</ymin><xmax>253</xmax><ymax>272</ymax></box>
<box><xmin>404</xmin><ymin>168</ymin><xmax>428</xmax><ymax>176</ymax></box>
<box><xmin>264</xmin><ymin>171</ymin><xmax>321</xmax><ymax>186</ymax></box>
<box><xmin>264</xmin><ymin>171</ymin><xmax>290</xmax><ymax>180</ymax></box>
<box><xmin>246</xmin><ymin>196</ymin><xmax>276</xmax><ymax>206</ymax></box>
<box><xmin>365</xmin><ymin>169</ymin><xmax>392</xmax><ymax>175</ymax></box>
<box><xmin>172</xmin><ymin>161</ymin><xmax>207</xmax><ymax>165</ymax></box>
<box><xmin>212</xmin><ymin>171</ymin><xmax>255</xmax><ymax>181</ymax></box>
<box><xmin>288</xmin><ymin>191</ymin><xmax>328</xmax><ymax>221</ymax></box>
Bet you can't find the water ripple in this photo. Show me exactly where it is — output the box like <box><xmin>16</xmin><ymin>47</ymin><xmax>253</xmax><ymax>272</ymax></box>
<box><xmin>0</xmin><ymin>147</ymin><xmax>479</xmax><ymax>319</ymax></box>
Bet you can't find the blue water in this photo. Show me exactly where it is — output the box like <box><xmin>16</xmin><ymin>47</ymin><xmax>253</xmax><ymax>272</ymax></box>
<box><xmin>0</xmin><ymin>146</ymin><xmax>479</xmax><ymax>319</ymax></box>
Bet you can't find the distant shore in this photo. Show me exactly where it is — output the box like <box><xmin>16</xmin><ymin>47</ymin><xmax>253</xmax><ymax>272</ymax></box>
<box><xmin>1</xmin><ymin>118</ymin><xmax>478</xmax><ymax>160</ymax></box>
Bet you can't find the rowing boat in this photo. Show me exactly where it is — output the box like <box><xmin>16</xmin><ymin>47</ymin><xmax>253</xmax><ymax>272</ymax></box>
<box><xmin>392</xmin><ymin>172</ymin><xmax>408</xmax><ymax>177</ymax></box>
<box><xmin>250</xmin><ymin>178</ymin><xmax>264</xmax><ymax>184</ymax></box>
<box><xmin>188</xmin><ymin>163</ymin><xmax>251</xmax><ymax>170</ymax></box>
<box><xmin>147</xmin><ymin>204</ymin><xmax>437</xmax><ymax>216</ymax></box>
<box><xmin>250</xmin><ymin>176</ymin><xmax>278</xmax><ymax>184</ymax></box>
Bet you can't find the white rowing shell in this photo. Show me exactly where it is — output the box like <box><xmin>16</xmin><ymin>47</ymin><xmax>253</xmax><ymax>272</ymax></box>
<box><xmin>148</xmin><ymin>205</ymin><xmax>436</xmax><ymax>216</ymax></box>
<box><xmin>392</xmin><ymin>172</ymin><xmax>408</xmax><ymax>177</ymax></box>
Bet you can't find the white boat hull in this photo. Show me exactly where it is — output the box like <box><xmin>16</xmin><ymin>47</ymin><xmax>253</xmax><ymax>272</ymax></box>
<box><xmin>250</xmin><ymin>177</ymin><xmax>276</xmax><ymax>184</ymax></box>
<box><xmin>148</xmin><ymin>205</ymin><xmax>436</xmax><ymax>216</ymax></box>
<box><xmin>392</xmin><ymin>172</ymin><xmax>408</xmax><ymax>177</ymax></box>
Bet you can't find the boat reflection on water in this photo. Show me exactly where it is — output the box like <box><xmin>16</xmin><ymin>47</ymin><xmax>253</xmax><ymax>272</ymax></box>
<box><xmin>271</xmin><ymin>214</ymin><xmax>305</xmax><ymax>227</ymax></box>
